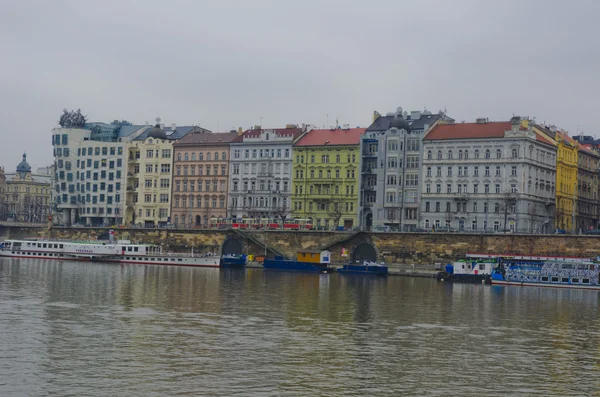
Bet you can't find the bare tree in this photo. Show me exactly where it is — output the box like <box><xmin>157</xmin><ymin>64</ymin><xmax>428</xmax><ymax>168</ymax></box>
<box><xmin>327</xmin><ymin>197</ymin><xmax>345</xmax><ymax>230</ymax></box>
<box><xmin>272</xmin><ymin>194</ymin><xmax>291</xmax><ymax>228</ymax></box>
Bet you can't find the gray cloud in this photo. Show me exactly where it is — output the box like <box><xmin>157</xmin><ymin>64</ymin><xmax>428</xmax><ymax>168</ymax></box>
<box><xmin>1</xmin><ymin>0</ymin><xmax>598</xmax><ymax>169</ymax></box>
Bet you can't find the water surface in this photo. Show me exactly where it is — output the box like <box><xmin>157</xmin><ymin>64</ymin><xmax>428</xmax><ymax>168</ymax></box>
<box><xmin>1</xmin><ymin>258</ymin><xmax>599</xmax><ymax>396</ymax></box>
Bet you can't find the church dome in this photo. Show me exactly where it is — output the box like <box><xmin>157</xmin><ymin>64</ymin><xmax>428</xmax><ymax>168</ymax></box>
<box><xmin>147</xmin><ymin>124</ymin><xmax>166</xmax><ymax>140</ymax></box>
<box><xmin>16</xmin><ymin>153</ymin><xmax>31</xmax><ymax>173</ymax></box>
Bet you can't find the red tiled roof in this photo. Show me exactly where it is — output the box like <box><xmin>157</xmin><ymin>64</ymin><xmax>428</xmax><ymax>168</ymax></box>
<box><xmin>424</xmin><ymin>122</ymin><xmax>512</xmax><ymax>140</ymax></box>
<box><xmin>294</xmin><ymin>128</ymin><xmax>365</xmax><ymax>147</ymax></box>
<box><xmin>174</xmin><ymin>131</ymin><xmax>238</xmax><ymax>146</ymax></box>
<box><xmin>231</xmin><ymin>128</ymin><xmax>304</xmax><ymax>143</ymax></box>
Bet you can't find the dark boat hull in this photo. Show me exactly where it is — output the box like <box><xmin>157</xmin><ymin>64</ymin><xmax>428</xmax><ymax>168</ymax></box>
<box><xmin>221</xmin><ymin>257</ymin><xmax>247</xmax><ymax>268</ymax></box>
<box><xmin>263</xmin><ymin>259</ymin><xmax>333</xmax><ymax>272</ymax></box>
<box><xmin>437</xmin><ymin>272</ymin><xmax>489</xmax><ymax>282</ymax></box>
<box><xmin>338</xmin><ymin>265</ymin><xmax>388</xmax><ymax>276</ymax></box>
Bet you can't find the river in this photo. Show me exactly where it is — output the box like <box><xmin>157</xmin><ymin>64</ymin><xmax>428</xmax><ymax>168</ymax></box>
<box><xmin>1</xmin><ymin>258</ymin><xmax>599</xmax><ymax>396</ymax></box>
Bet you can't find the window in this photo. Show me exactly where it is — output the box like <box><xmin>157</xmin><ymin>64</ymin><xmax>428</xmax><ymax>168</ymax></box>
<box><xmin>512</xmin><ymin>148</ymin><xmax>518</xmax><ymax>158</ymax></box>
<box><xmin>447</xmin><ymin>167</ymin><xmax>452</xmax><ymax>177</ymax></box>
<box><xmin>387</xmin><ymin>175</ymin><xmax>397</xmax><ymax>185</ymax></box>
<box><xmin>485</xmin><ymin>184</ymin><xmax>490</xmax><ymax>194</ymax></box>
<box><xmin>495</xmin><ymin>166</ymin><xmax>501</xmax><ymax>176</ymax></box>
<box><xmin>484</xmin><ymin>202</ymin><xmax>489</xmax><ymax>213</ymax></box>
<box><xmin>435</xmin><ymin>202</ymin><xmax>440</xmax><ymax>212</ymax></box>
<box><xmin>407</xmin><ymin>156</ymin><xmax>419</xmax><ymax>168</ymax></box>
<box><xmin>485</xmin><ymin>166</ymin><xmax>490</xmax><ymax>176</ymax></box>
<box><xmin>436</xmin><ymin>184</ymin><xmax>441</xmax><ymax>193</ymax></box>
<box><xmin>426</xmin><ymin>184</ymin><xmax>431</xmax><ymax>193</ymax></box>
<box><xmin>496</xmin><ymin>149</ymin><xmax>502</xmax><ymax>159</ymax></box>
<box><xmin>473</xmin><ymin>184</ymin><xmax>478</xmax><ymax>194</ymax></box>
<box><xmin>485</xmin><ymin>149</ymin><xmax>490</xmax><ymax>159</ymax></box>
<box><xmin>448</xmin><ymin>150</ymin><xmax>453</xmax><ymax>159</ymax></box>
<box><xmin>426</xmin><ymin>167</ymin><xmax>432</xmax><ymax>177</ymax></box>
<box><xmin>427</xmin><ymin>150</ymin><xmax>432</xmax><ymax>160</ymax></box>
<box><xmin>495</xmin><ymin>184</ymin><xmax>501</xmax><ymax>194</ymax></box>
<box><xmin>436</xmin><ymin>167</ymin><xmax>442</xmax><ymax>177</ymax></box>
<box><xmin>446</xmin><ymin>184</ymin><xmax>452</xmax><ymax>194</ymax></box>
<box><xmin>406</xmin><ymin>174</ymin><xmax>418</xmax><ymax>186</ymax></box>
<box><xmin>511</xmin><ymin>184</ymin><xmax>517</xmax><ymax>194</ymax></box>
<box><xmin>437</xmin><ymin>150</ymin><xmax>442</xmax><ymax>160</ymax></box>
<box><xmin>511</xmin><ymin>166</ymin><xmax>517</xmax><ymax>176</ymax></box>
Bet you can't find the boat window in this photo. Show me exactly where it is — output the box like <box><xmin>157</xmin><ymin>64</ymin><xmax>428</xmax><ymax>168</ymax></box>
<box><xmin>541</xmin><ymin>276</ymin><xmax>549</xmax><ymax>282</ymax></box>
<box><xmin>551</xmin><ymin>277</ymin><xmax>559</xmax><ymax>282</ymax></box>
<box><xmin>178</xmin><ymin>258</ymin><xmax>183</xmax><ymax>262</ymax></box>
<box><xmin>561</xmin><ymin>277</ymin><xmax>569</xmax><ymax>283</ymax></box>
<box><xmin>583</xmin><ymin>278</ymin><xmax>590</xmax><ymax>284</ymax></box>
<box><xmin>479</xmin><ymin>264</ymin><xmax>486</xmax><ymax>270</ymax></box>
<box><xmin>577</xmin><ymin>264</ymin><xmax>588</xmax><ymax>270</ymax></box>
<box><xmin>60</xmin><ymin>245</ymin><xmax>63</xmax><ymax>249</ymax></box>
<box><xmin>134</xmin><ymin>247</ymin><xmax>138</xmax><ymax>252</ymax></box>
<box><xmin>572</xmin><ymin>278</ymin><xmax>580</xmax><ymax>283</ymax></box>
<box><xmin>561</xmin><ymin>264</ymin><xmax>573</xmax><ymax>270</ymax></box>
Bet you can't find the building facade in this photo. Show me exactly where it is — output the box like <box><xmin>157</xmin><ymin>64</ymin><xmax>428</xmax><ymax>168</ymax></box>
<box><xmin>228</xmin><ymin>127</ymin><xmax>305</xmax><ymax>220</ymax></box>
<box><xmin>420</xmin><ymin>118</ymin><xmax>557</xmax><ymax>233</ymax></box>
<box><xmin>360</xmin><ymin>108</ymin><xmax>452</xmax><ymax>231</ymax></box>
<box><xmin>0</xmin><ymin>166</ymin><xmax>5</xmax><ymax>220</ymax></box>
<box><xmin>171</xmin><ymin>131</ymin><xmax>238</xmax><ymax>226</ymax></box>
<box><xmin>576</xmin><ymin>145</ymin><xmax>600</xmax><ymax>231</ymax></box>
<box><xmin>534</xmin><ymin>125</ymin><xmax>578</xmax><ymax>231</ymax></box>
<box><xmin>4</xmin><ymin>154</ymin><xmax>52</xmax><ymax>223</ymax></box>
<box><xmin>292</xmin><ymin>127</ymin><xmax>364</xmax><ymax>230</ymax></box>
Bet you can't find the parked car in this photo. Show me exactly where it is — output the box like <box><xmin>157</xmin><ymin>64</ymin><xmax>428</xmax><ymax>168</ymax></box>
<box><xmin>433</xmin><ymin>226</ymin><xmax>458</xmax><ymax>233</ymax></box>
<box><xmin>372</xmin><ymin>226</ymin><xmax>391</xmax><ymax>232</ymax></box>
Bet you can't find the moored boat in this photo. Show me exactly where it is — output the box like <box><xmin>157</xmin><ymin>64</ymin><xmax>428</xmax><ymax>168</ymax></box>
<box><xmin>490</xmin><ymin>254</ymin><xmax>600</xmax><ymax>290</ymax></box>
<box><xmin>338</xmin><ymin>261</ymin><xmax>388</xmax><ymax>276</ymax></box>
<box><xmin>221</xmin><ymin>254</ymin><xmax>247</xmax><ymax>268</ymax></box>
<box><xmin>0</xmin><ymin>239</ymin><xmax>220</xmax><ymax>268</ymax></box>
<box><xmin>263</xmin><ymin>250</ymin><xmax>334</xmax><ymax>272</ymax></box>
<box><xmin>437</xmin><ymin>255</ymin><xmax>496</xmax><ymax>282</ymax></box>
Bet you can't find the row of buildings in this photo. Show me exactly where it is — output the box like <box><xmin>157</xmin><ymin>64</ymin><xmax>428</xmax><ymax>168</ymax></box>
<box><xmin>7</xmin><ymin>107</ymin><xmax>597</xmax><ymax>233</ymax></box>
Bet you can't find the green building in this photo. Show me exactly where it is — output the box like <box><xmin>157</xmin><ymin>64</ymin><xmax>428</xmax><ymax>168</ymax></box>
<box><xmin>292</xmin><ymin>127</ymin><xmax>365</xmax><ymax>230</ymax></box>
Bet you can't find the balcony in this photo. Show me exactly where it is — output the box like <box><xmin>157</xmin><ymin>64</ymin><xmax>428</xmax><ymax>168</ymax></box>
<box><xmin>361</xmin><ymin>167</ymin><xmax>377</xmax><ymax>174</ymax></box>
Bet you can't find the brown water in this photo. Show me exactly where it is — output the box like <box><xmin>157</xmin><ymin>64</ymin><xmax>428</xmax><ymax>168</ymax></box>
<box><xmin>1</xmin><ymin>258</ymin><xmax>600</xmax><ymax>396</ymax></box>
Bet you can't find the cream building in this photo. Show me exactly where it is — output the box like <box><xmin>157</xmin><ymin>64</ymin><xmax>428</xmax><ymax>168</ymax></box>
<box><xmin>4</xmin><ymin>154</ymin><xmax>52</xmax><ymax>223</ymax></box>
<box><xmin>125</xmin><ymin>122</ymin><xmax>207</xmax><ymax>227</ymax></box>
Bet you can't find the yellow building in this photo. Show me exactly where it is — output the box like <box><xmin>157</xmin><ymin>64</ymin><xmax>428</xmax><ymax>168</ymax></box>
<box><xmin>3</xmin><ymin>154</ymin><xmax>52</xmax><ymax>223</ymax></box>
<box><xmin>534</xmin><ymin>125</ymin><xmax>578</xmax><ymax>231</ymax></box>
<box><xmin>125</xmin><ymin>125</ymin><xmax>175</xmax><ymax>227</ymax></box>
<box><xmin>292</xmin><ymin>127</ymin><xmax>365</xmax><ymax>230</ymax></box>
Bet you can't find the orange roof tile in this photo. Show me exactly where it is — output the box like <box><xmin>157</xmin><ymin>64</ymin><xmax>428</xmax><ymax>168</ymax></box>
<box><xmin>424</xmin><ymin>122</ymin><xmax>512</xmax><ymax>140</ymax></box>
<box><xmin>294</xmin><ymin>128</ymin><xmax>365</xmax><ymax>147</ymax></box>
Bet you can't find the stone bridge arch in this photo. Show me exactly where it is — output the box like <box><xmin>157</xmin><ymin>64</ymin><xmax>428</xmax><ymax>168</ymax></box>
<box><xmin>221</xmin><ymin>236</ymin><xmax>243</xmax><ymax>256</ymax></box>
<box><xmin>351</xmin><ymin>242</ymin><xmax>378</xmax><ymax>263</ymax></box>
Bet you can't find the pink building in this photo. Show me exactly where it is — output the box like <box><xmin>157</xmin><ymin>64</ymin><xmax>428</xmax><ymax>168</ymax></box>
<box><xmin>171</xmin><ymin>131</ymin><xmax>238</xmax><ymax>226</ymax></box>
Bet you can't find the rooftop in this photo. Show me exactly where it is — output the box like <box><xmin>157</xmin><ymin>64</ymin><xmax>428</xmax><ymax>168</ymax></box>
<box><xmin>134</xmin><ymin>125</ymin><xmax>207</xmax><ymax>141</ymax></box>
<box><xmin>231</xmin><ymin>127</ymin><xmax>304</xmax><ymax>143</ymax></box>
<box><xmin>425</xmin><ymin>121</ymin><xmax>555</xmax><ymax>146</ymax></box>
<box><xmin>366</xmin><ymin>111</ymin><xmax>452</xmax><ymax>132</ymax></box>
<box><xmin>294</xmin><ymin>128</ymin><xmax>365</xmax><ymax>147</ymax></box>
<box><xmin>174</xmin><ymin>131</ymin><xmax>239</xmax><ymax>146</ymax></box>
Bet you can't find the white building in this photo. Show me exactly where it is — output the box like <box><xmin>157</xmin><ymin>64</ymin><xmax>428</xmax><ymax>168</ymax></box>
<box><xmin>420</xmin><ymin>117</ymin><xmax>557</xmax><ymax>233</ymax></box>
<box><xmin>52</xmin><ymin>120</ymin><xmax>162</xmax><ymax>226</ymax></box>
<box><xmin>228</xmin><ymin>126</ymin><xmax>308</xmax><ymax>219</ymax></box>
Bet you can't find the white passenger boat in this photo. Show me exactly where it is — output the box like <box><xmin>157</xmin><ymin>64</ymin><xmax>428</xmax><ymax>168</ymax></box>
<box><xmin>0</xmin><ymin>239</ymin><xmax>220</xmax><ymax>268</ymax></box>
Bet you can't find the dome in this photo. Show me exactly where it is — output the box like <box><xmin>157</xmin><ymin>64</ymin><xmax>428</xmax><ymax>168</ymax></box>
<box><xmin>389</xmin><ymin>114</ymin><xmax>410</xmax><ymax>131</ymax></box>
<box><xmin>16</xmin><ymin>153</ymin><xmax>31</xmax><ymax>173</ymax></box>
<box><xmin>147</xmin><ymin>124</ymin><xmax>166</xmax><ymax>139</ymax></box>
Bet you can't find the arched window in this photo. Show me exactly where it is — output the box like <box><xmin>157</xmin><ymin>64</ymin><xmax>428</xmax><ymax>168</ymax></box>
<box><xmin>177</xmin><ymin>153</ymin><xmax>181</xmax><ymax>161</ymax></box>
<box><xmin>191</xmin><ymin>153</ymin><xmax>196</xmax><ymax>161</ymax></box>
<box><xmin>474</xmin><ymin>149</ymin><xmax>479</xmax><ymax>159</ymax></box>
<box><xmin>206</xmin><ymin>152</ymin><xmax>211</xmax><ymax>161</ymax></box>
<box><xmin>485</xmin><ymin>149</ymin><xmax>490</xmax><ymax>159</ymax></box>
<box><xmin>496</xmin><ymin>149</ymin><xmax>501</xmax><ymax>159</ymax></box>
<box><xmin>427</xmin><ymin>150</ymin><xmax>432</xmax><ymax>160</ymax></box>
<box><xmin>437</xmin><ymin>150</ymin><xmax>442</xmax><ymax>160</ymax></box>
<box><xmin>464</xmin><ymin>150</ymin><xmax>469</xmax><ymax>159</ymax></box>
<box><xmin>512</xmin><ymin>148</ymin><xmax>518</xmax><ymax>158</ymax></box>
<box><xmin>184</xmin><ymin>153</ymin><xmax>189</xmax><ymax>161</ymax></box>
<box><xmin>214</xmin><ymin>152</ymin><xmax>219</xmax><ymax>160</ymax></box>
<box><xmin>222</xmin><ymin>152</ymin><xmax>227</xmax><ymax>161</ymax></box>
<box><xmin>174</xmin><ymin>215</ymin><xmax>179</xmax><ymax>225</ymax></box>
<box><xmin>199</xmin><ymin>152</ymin><xmax>203</xmax><ymax>161</ymax></box>
<box><xmin>458</xmin><ymin>150</ymin><xmax>463</xmax><ymax>159</ymax></box>
<box><xmin>448</xmin><ymin>150</ymin><xmax>453</xmax><ymax>159</ymax></box>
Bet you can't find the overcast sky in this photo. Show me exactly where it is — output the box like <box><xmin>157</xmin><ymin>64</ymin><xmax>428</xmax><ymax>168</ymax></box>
<box><xmin>1</xmin><ymin>0</ymin><xmax>599</xmax><ymax>170</ymax></box>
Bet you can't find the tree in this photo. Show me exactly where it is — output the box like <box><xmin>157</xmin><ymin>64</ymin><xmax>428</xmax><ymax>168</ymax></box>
<box><xmin>59</xmin><ymin>108</ymin><xmax>87</xmax><ymax>128</ymax></box>
<box><xmin>327</xmin><ymin>197</ymin><xmax>345</xmax><ymax>230</ymax></box>
<box><xmin>272</xmin><ymin>194</ymin><xmax>291</xmax><ymax>228</ymax></box>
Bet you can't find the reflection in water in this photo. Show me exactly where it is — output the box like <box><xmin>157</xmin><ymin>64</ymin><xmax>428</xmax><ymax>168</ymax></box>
<box><xmin>1</xmin><ymin>259</ymin><xmax>600</xmax><ymax>396</ymax></box>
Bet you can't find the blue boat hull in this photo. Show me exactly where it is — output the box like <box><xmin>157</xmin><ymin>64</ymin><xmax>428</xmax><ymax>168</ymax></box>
<box><xmin>221</xmin><ymin>257</ymin><xmax>246</xmax><ymax>268</ymax></box>
<box><xmin>338</xmin><ymin>265</ymin><xmax>388</xmax><ymax>276</ymax></box>
<box><xmin>263</xmin><ymin>259</ymin><xmax>333</xmax><ymax>272</ymax></box>
<box><xmin>436</xmin><ymin>272</ymin><xmax>489</xmax><ymax>282</ymax></box>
